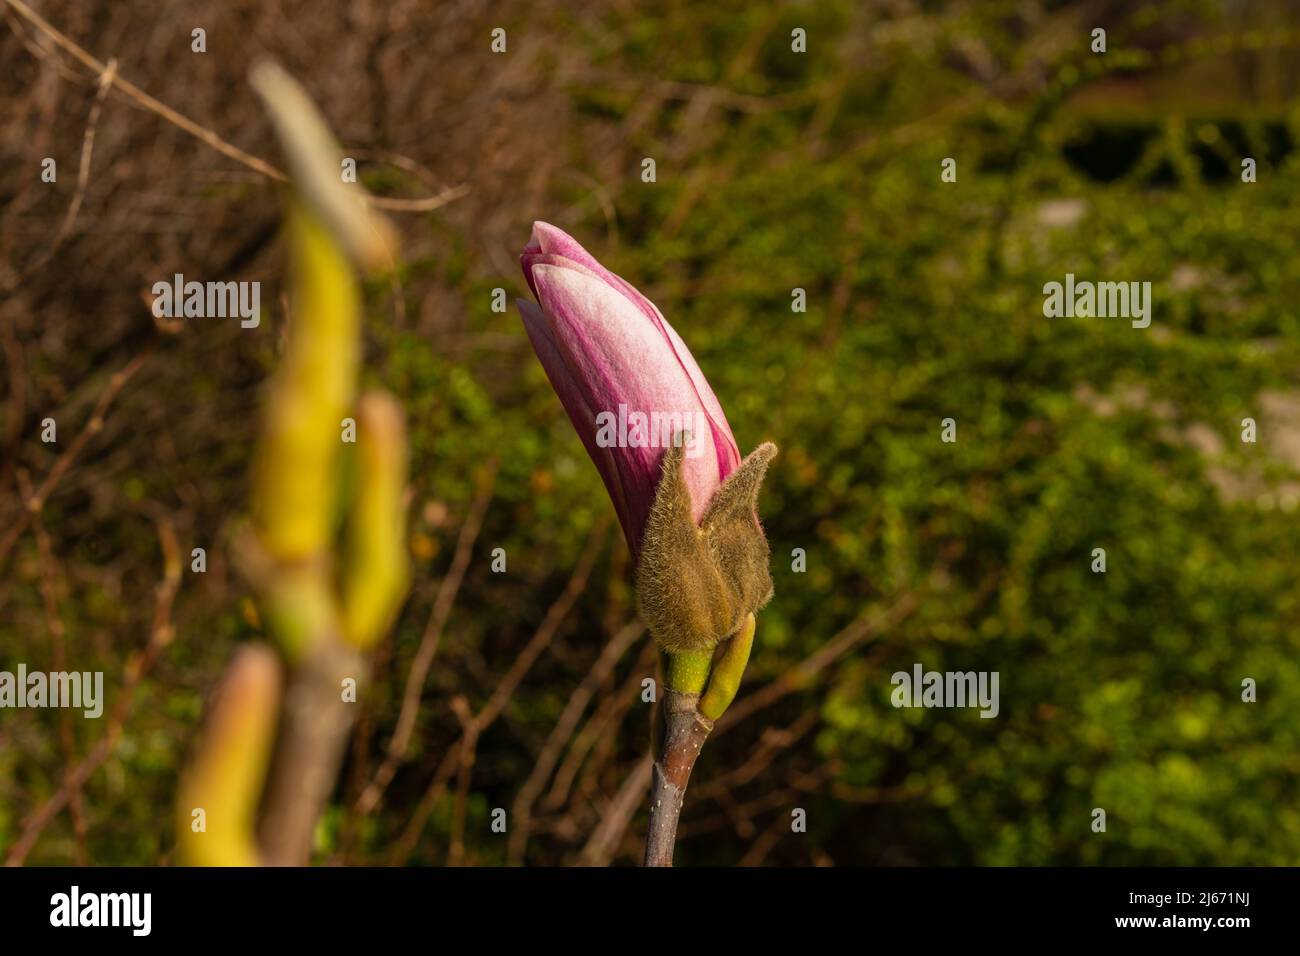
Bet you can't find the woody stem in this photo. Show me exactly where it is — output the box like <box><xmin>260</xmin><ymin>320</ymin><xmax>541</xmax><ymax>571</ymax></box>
<box><xmin>644</xmin><ymin>688</ymin><xmax>713</xmax><ymax>867</ymax></box>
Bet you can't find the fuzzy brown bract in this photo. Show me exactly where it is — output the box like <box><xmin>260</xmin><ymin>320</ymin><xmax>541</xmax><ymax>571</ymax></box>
<box><xmin>636</xmin><ymin>440</ymin><xmax>777</xmax><ymax>654</ymax></box>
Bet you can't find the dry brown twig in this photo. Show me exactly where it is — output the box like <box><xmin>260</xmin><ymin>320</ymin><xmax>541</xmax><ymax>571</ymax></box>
<box><xmin>17</xmin><ymin>467</ymin><xmax>88</xmax><ymax>865</ymax></box>
<box><xmin>442</xmin><ymin>517</ymin><xmax>610</xmax><ymax>865</ymax></box>
<box><xmin>388</xmin><ymin>519</ymin><xmax>609</xmax><ymax>865</ymax></box>
<box><xmin>718</xmin><ymin>590</ymin><xmax>921</xmax><ymax>732</ymax></box>
<box><xmin>735</xmin><ymin>805</ymin><xmax>798</xmax><ymax>867</ymax></box>
<box><xmin>693</xmin><ymin>708</ymin><xmax>820</xmax><ymax>802</ymax></box>
<box><xmin>679</xmin><ymin>765</ymin><xmax>833</xmax><ymax>843</ymax></box>
<box><xmin>353</xmin><ymin>461</ymin><xmax>499</xmax><ymax>818</ymax></box>
<box><xmin>1</xmin><ymin>0</ymin><xmax>466</xmax><ymax>213</ymax></box>
<box><xmin>546</xmin><ymin>641</ymin><xmax>654</xmax><ymax>813</ymax></box>
<box><xmin>579</xmin><ymin>755</ymin><xmax>653</xmax><ymax>866</ymax></box>
<box><xmin>0</xmin><ymin>308</ymin><xmax>25</xmax><ymax>459</ymax></box>
<box><xmin>444</xmin><ymin>695</ymin><xmax>478</xmax><ymax>867</ymax></box>
<box><xmin>0</xmin><ymin>352</ymin><xmax>147</xmax><ymax>575</ymax></box>
<box><xmin>507</xmin><ymin>618</ymin><xmax>644</xmax><ymax>864</ymax></box>
<box><xmin>2</xmin><ymin>55</ymin><xmax>117</xmax><ymax>293</ymax></box>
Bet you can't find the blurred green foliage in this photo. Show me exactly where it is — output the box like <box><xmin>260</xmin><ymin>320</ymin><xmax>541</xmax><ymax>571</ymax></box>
<box><xmin>432</xmin><ymin>0</ymin><xmax>1300</xmax><ymax>864</ymax></box>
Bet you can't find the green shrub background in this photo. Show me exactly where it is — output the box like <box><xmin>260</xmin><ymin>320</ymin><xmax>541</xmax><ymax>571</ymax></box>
<box><xmin>2</xmin><ymin>0</ymin><xmax>1299</xmax><ymax>865</ymax></box>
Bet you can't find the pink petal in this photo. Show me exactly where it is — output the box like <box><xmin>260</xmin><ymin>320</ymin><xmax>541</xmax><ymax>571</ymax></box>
<box><xmin>531</xmin><ymin>263</ymin><xmax>723</xmax><ymax>530</ymax></box>
<box><xmin>518</xmin><ymin>298</ymin><xmax>636</xmax><ymax>542</ymax></box>
<box><xmin>527</xmin><ymin>222</ymin><xmax>741</xmax><ymax>481</ymax></box>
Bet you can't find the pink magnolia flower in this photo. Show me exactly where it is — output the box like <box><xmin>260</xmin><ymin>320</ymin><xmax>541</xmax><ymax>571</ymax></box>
<box><xmin>518</xmin><ymin>221</ymin><xmax>742</xmax><ymax>559</ymax></box>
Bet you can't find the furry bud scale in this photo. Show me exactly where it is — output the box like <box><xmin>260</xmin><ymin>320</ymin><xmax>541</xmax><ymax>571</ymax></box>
<box><xmin>636</xmin><ymin>441</ymin><xmax>776</xmax><ymax>654</ymax></box>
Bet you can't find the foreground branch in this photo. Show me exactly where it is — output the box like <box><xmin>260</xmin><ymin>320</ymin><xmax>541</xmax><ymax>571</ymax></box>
<box><xmin>256</xmin><ymin>641</ymin><xmax>364</xmax><ymax>866</ymax></box>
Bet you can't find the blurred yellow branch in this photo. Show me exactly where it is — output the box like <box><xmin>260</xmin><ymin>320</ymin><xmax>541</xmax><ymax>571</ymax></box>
<box><xmin>342</xmin><ymin>391</ymin><xmax>411</xmax><ymax>650</ymax></box>
<box><xmin>176</xmin><ymin>63</ymin><xmax>412</xmax><ymax>867</ymax></box>
<box><xmin>251</xmin><ymin>202</ymin><xmax>359</xmax><ymax>573</ymax></box>
<box><xmin>176</xmin><ymin>646</ymin><xmax>281</xmax><ymax>867</ymax></box>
